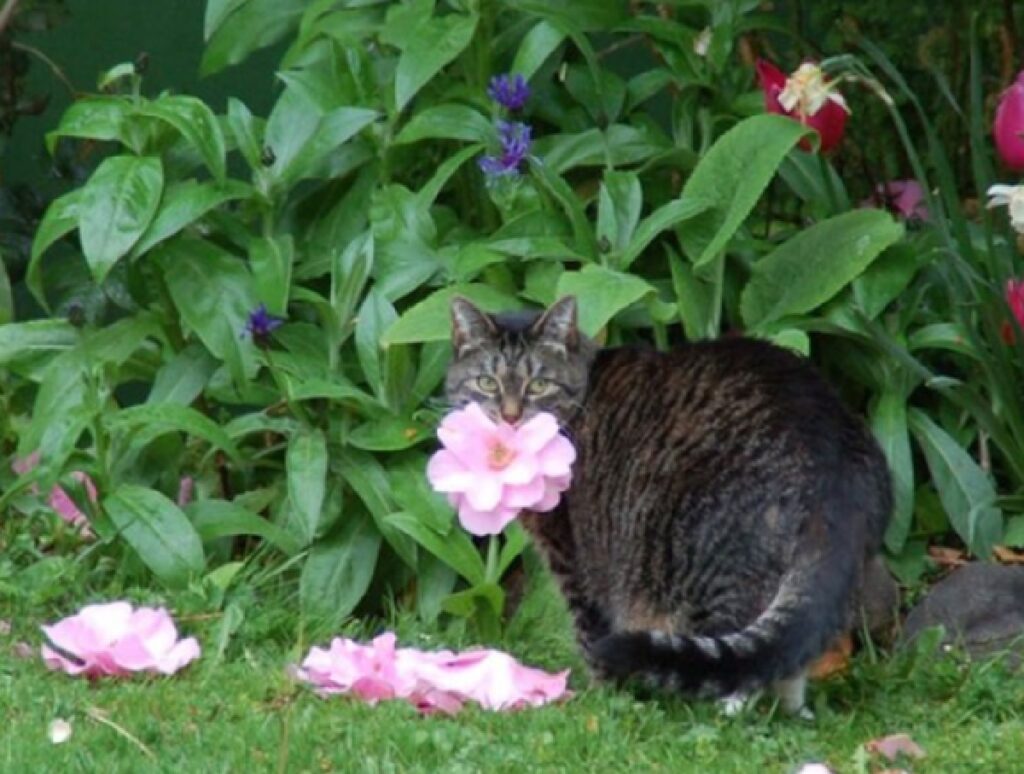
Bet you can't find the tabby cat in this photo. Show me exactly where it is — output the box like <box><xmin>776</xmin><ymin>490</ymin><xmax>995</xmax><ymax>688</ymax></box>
<box><xmin>444</xmin><ymin>295</ymin><xmax>892</xmax><ymax>713</ymax></box>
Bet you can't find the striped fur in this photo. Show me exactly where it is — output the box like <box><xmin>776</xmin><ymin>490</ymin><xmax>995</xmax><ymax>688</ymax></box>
<box><xmin>447</xmin><ymin>297</ymin><xmax>892</xmax><ymax>703</ymax></box>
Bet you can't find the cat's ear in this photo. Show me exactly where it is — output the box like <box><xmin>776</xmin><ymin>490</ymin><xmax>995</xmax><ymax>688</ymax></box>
<box><xmin>530</xmin><ymin>296</ymin><xmax>579</xmax><ymax>351</ymax></box>
<box><xmin>450</xmin><ymin>296</ymin><xmax>497</xmax><ymax>356</ymax></box>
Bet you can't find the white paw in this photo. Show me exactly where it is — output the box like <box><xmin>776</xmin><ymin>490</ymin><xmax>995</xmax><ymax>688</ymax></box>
<box><xmin>797</xmin><ymin>706</ymin><xmax>815</xmax><ymax>722</ymax></box>
<box><xmin>718</xmin><ymin>693</ymin><xmax>749</xmax><ymax>717</ymax></box>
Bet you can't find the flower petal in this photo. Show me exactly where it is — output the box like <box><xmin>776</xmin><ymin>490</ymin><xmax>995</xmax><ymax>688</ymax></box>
<box><xmin>463</xmin><ymin>473</ymin><xmax>503</xmax><ymax>511</ymax></box>
<box><xmin>458</xmin><ymin>502</ymin><xmax>518</xmax><ymax>536</ymax></box>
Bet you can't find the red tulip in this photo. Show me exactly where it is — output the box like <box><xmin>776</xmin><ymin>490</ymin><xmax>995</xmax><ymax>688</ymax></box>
<box><xmin>994</xmin><ymin>72</ymin><xmax>1024</xmax><ymax>171</ymax></box>
<box><xmin>756</xmin><ymin>59</ymin><xmax>849</xmax><ymax>153</ymax></box>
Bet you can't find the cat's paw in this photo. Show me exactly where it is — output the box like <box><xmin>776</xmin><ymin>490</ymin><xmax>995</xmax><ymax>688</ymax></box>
<box><xmin>718</xmin><ymin>692</ymin><xmax>752</xmax><ymax>717</ymax></box>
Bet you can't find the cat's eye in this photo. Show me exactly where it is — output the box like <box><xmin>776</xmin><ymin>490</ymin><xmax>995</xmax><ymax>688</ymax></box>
<box><xmin>475</xmin><ymin>376</ymin><xmax>499</xmax><ymax>393</ymax></box>
<box><xmin>527</xmin><ymin>378</ymin><xmax>551</xmax><ymax>395</ymax></box>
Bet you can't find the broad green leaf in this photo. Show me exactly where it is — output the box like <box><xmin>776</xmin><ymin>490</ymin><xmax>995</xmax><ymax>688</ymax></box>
<box><xmin>139</xmin><ymin>95</ymin><xmax>227</xmax><ymax>181</ymax></box>
<box><xmin>155</xmin><ymin>237</ymin><xmax>259</xmax><ymax>386</ymax></box>
<box><xmin>679</xmin><ymin>114</ymin><xmax>812</xmax><ymax>269</ymax></box>
<box><xmin>1005</xmin><ymin>516</ymin><xmax>1024</xmax><ymax>548</ymax></box>
<box><xmin>78</xmin><ymin>156</ymin><xmax>164</xmax><ymax>282</ymax></box>
<box><xmin>393</xmin><ymin>8</ymin><xmax>478</xmax><ymax>111</ymax></box>
<box><xmin>347</xmin><ymin>418</ymin><xmax>430</xmax><ymax>451</ymax></box>
<box><xmin>382</xmin><ymin>284</ymin><xmax>523</xmax><ymax>346</ymax></box>
<box><xmin>250</xmin><ymin>234</ymin><xmax>293</xmax><ymax>316</ymax></box>
<box><xmin>389</xmin><ymin>455</ymin><xmax>452</xmax><ymax>533</ymax></box>
<box><xmin>618</xmin><ymin>195</ymin><xmax>708</xmax><ymax>269</ymax></box>
<box><xmin>355</xmin><ymin>290</ymin><xmax>397</xmax><ymax>400</ymax></box>
<box><xmin>416</xmin><ymin>554</ymin><xmax>458</xmax><ymax>623</ymax></box>
<box><xmin>106</xmin><ymin>404</ymin><xmax>243</xmax><ymax>463</ymax></box>
<box><xmin>0</xmin><ymin>320</ymin><xmax>77</xmax><ymax>367</ymax></box>
<box><xmin>852</xmin><ymin>242</ymin><xmax>927</xmax><ymax>320</ymax></box>
<box><xmin>871</xmin><ymin>391</ymin><xmax>915</xmax><ymax>553</ymax></box>
<box><xmin>132</xmin><ymin>179</ymin><xmax>251</xmax><ymax>257</ymax></box>
<box><xmin>395</xmin><ymin>104</ymin><xmax>491</xmax><ymax>144</ymax></box>
<box><xmin>226</xmin><ymin>97</ymin><xmax>263</xmax><ymax>171</ymax></box>
<box><xmin>330</xmin><ymin>231</ymin><xmax>374</xmax><ymax>344</ymax></box>
<box><xmin>45</xmin><ymin>96</ymin><xmax>131</xmax><ymax>154</ymax></box>
<box><xmin>498</xmin><ymin>522</ymin><xmax>528</xmax><ymax>577</ymax></box>
<box><xmin>335</xmin><ymin>448</ymin><xmax>417</xmax><ymax>568</ymax></box>
<box><xmin>27</xmin><ymin>189</ymin><xmax>82</xmax><ymax>307</ymax></box>
<box><xmin>201</xmin><ymin>0</ymin><xmax>304</xmax><ymax>76</ymax></box>
<box><xmin>300</xmin><ymin>509</ymin><xmax>382</xmax><ymax>623</ymax></box>
<box><xmin>741</xmin><ymin>210</ymin><xmax>905</xmax><ymax>328</ymax></box>
<box><xmin>511</xmin><ymin>20</ymin><xmax>565</xmax><ymax>79</ymax></box>
<box><xmin>187</xmin><ymin>499</ymin><xmax>301</xmax><ymax>555</ymax></box>
<box><xmin>286</xmin><ymin>428</ymin><xmax>328</xmax><ymax>545</ymax></box>
<box><xmin>416</xmin><ymin>144</ymin><xmax>483</xmax><ymax>209</ymax></box>
<box><xmin>146</xmin><ymin>345</ymin><xmax>219</xmax><ymax>406</ymax></box>
<box><xmin>280</xmin><ymin>106</ymin><xmax>377</xmax><ymax>186</ymax></box>
<box><xmin>556</xmin><ymin>264</ymin><xmax>655</xmax><ymax>336</ymax></box>
<box><xmin>530</xmin><ymin>161</ymin><xmax>600</xmax><ymax>259</ymax></box>
<box><xmin>104</xmin><ymin>485</ymin><xmax>205</xmax><ymax>588</ymax></box>
<box><xmin>909</xmin><ymin>409</ymin><xmax>1002</xmax><ymax>557</ymax></box>
<box><xmin>385</xmin><ymin>511</ymin><xmax>485</xmax><ymax>585</ymax></box>
<box><xmin>763</xmin><ymin>328</ymin><xmax>810</xmax><ymax>356</ymax></box>
<box><xmin>597</xmin><ymin>170</ymin><xmax>641</xmax><ymax>256</ymax></box>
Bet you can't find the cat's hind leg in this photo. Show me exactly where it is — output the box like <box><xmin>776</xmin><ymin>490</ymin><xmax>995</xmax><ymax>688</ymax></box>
<box><xmin>772</xmin><ymin>671</ymin><xmax>813</xmax><ymax>719</ymax></box>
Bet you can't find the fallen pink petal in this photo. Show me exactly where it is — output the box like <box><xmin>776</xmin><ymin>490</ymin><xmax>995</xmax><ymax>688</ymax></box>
<box><xmin>40</xmin><ymin>602</ymin><xmax>201</xmax><ymax>678</ymax></box>
<box><xmin>864</xmin><ymin>733</ymin><xmax>927</xmax><ymax>761</ymax></box>
<box><xmin>294</xmin><ymin>632</ymin><xmax>570</xmax><ymax>714</ymax></box>
<box><xmin>426</xmin><ymin>403</ymin><xmax>576</xmax><ymax>535</ymax></box>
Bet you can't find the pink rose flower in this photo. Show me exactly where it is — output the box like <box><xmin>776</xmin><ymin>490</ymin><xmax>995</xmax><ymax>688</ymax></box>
<box><xmin>40</xmin><ymin>602</ymin><xmax>201</xmax><ymax>678</ymax></box>
<box><xmin>294</xmin><ymin>632</ymin><xmax>570</xmax><ymax>714</ymax></box>
<box><xmin>426</xmin><ymin>403</ymin><xmax>575</xmax><ymax>535</ymax></box>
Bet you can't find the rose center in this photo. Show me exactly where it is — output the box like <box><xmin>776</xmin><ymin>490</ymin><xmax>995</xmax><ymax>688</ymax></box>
<box><xmin>487</xmin><ymin>442</ymin><xmax>515</xmax><ymax>470</ymax></box>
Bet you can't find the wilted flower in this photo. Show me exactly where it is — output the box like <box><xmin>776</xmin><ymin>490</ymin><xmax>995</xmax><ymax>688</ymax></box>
<box><xmin>11</xmin><ymin>452</ymin><xmax>97</xmax><ymax>537</ymax></box>
<box><xmin>986</xmin><ymin>183</ymin><xmax>1024</xmax><ymax>233</ymax></box>
<box><xmin>863</xmin><ymin>180</ymin><xmax>930</xmax><ymax>221</ymax></box>
<box><xmin>243</xmin><ymin>303</ymin><xmax>284</xmax><ymax>347</ymax></box>
<box><xmin>756</xmin><ymin>60</ymin><xmax>849</xmax><ymax>153</ymax></box>
<box><xmin>487</xmin><ymin>73</ymin><xmax>530</xmax><ymax>111</ymax></box>
<box><xmin>478</xmin><ymin>121</ymin><xmax>532</xmax><ymax>181</ymax></box>
<box><xmin>295</xmin><ymin>631</ymin><xmax>570</xmax><ymax>714</ymax></box>
<box><xmin>426</xmin><ymin>402</ymin><xmax>575</xmax><ymax>536</ymax></box>
<box><xmin>994</xmin><ymin>72</ymin><xmax>1024</xmax><ymax>171</ymax></box>
<box><xmin>41</xmin><ymin>602</ymin><xmax>201</xmax><ymax>678</ymax></box>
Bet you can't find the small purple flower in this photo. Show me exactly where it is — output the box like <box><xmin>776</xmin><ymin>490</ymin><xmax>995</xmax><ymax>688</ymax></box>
<box><xmin>244</xmin><ymin>303</ymin><xmax>284</xmax><ymax>347</ymax></box>
<box><xmin>487</xmin><ymin>73</ymin><xmax>530</xmax><ymax>111</ymax></box>
<box><xmin>478</xmin><ymin>121</ymin><xmax>532</xmax><ymax>180</ymax></box>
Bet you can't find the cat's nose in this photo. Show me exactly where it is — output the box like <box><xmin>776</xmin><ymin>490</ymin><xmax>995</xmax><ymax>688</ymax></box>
<box><xmin>500</xmin><ymin>400</ymin><xmax>523</xmax><ymax>425</ymax></box>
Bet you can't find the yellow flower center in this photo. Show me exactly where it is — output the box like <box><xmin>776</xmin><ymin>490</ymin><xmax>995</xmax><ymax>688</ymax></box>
<box><xmin>778</xmin><ymin>63</ymin><xmax>848</xmax><ymax>118</ymax></box>
<box><xmin>487</xmin><ymin>442</ymin><xmax>515</xmax><ymax>470</ymax></box>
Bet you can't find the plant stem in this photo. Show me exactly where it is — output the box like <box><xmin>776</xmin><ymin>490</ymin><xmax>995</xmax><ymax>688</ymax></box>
<box><xmin>263</xmin><ymin>348</ymin><xmax>314</xmax><ymax>427</ymax></box>
<box><xmin>484</xmin><ymin>534</ymin><xmax>500</xmax><ymax>583</ymax></box>
<box><xmin>11</xmin><ymin>42</ymin><xmax>77</xmax><ymax>97</ymax></box>
<box><xmin>0</xmin><ymin>0</ymin><xmax>20</xmax><ymax>35</ymax></box>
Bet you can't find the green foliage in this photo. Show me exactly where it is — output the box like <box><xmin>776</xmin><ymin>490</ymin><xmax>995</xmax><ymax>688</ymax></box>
<box><xmin>4</xmin><ymin>0</ymin><xmax>1024</xmax><ymax>635</ymax></box>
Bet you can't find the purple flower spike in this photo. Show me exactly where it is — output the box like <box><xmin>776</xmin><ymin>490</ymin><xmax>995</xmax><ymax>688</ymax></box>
<box><xmin>478</xmin><ymin>121</ymin><xmax>532</xmax><ymax>181</ymax></box>
<box><xmin>244</xmin><ymin>303</ymin><xmax>285</xmax><ymax>347</ymax></box>
<box><xmin>487</xmin><ymin>73</ymin><xmax>530</xmax><ymax>111</ymax></box>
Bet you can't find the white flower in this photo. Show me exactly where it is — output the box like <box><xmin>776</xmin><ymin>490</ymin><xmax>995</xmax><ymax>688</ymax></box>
<box><xmin>987</xmin><ymin>183</ymin><xmax>1024</xmax><ymax>233</ymax></box>
<box><xmin>48</xmin><ymin>718</ymin><xmax>72</xmax><ymax>745</ymax></box>
<box><xmin>779</xmin><ymin>63</ymin><xmax>849</xmax><ymax>118</ymax></box>
<box><xmin>693</xmin><ymin>27</ymin><xmax>712</xmax><ymax>57</ymax></box>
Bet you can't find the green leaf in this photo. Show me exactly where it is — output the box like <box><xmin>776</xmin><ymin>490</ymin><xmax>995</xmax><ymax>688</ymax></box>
<box><xmin>155</xmin><ymin>237</ymin><xmax>259</xmax><ymax>386</ymax></box>
<box><xmin>250</xmin><ymin>234</ymin><xmax>293</xmax><ymax>316</ymax></box>
<box><xmin>511</xmin><ymin>20</ymin><xmax>565</xmax><ymax>79</ymax></box>
<box><xmin>618</xmin><ymin>195</ymin><xmax>708</xmax><ymax>269</ymax></box>
<box><xmin>138</xmin><ymin>95</ymin><xmax>227</xmax><ymax>181</ymax></box>
<box><xmin>286</xmin><ymin>428</ymin><xmax>328</xmax><ymax>546</ymax></box>
<box><xmin>393</xmin><ymin>7</ymin><xmax>478</xmax><ymax>111</ymax></box>
<box><xmin>187</xmin><ymin>499</ymin><xmax>301</xmax><ymax>555</ymax></box>
<box><xmin>27</xmin><ymin>189</ymin><xmax>82</xmax><ymax>307</ymax></box>
<box><xmin>133</xmin><ymin>179</ymin><xmax>251</xmax><ymax>257</ymax></box>
<box><xmin>330</xmin><ymin>231</ymin><xmax>374</xmax><ymax>344</ymax></box>
<box><xmin>78</xmin><ymin>156</ymin><xmax>164</xmax><ymax>283</ymax></box>
<box><xmin>556</xmin><ymin>264</ymin><xmax>655</xmax><ymax>336</ymax></box>
<box><xmin>104</xmin><ymin>485</ymin><xmax>205</xmax><ymax>588</ymax></box>
<box><xmin>909</xmin><ymin>409</ymin><xmax>1002</xmax><ymax>558</ymax></box>
<box><xmin>1004</xmin><ymin>516</ymin><xmax>1024</xmax><ymax>548</ymax></box>
<box><xmin>45</xmin><ymin>96</ymin><xmax>130</xmax><ymax>154</ymax></box>
<box><xmin>382</xmin><ymin>284</ymin><xmax>523</xmax><ymax>346</ymax></box>
<box><xmin>597</xmin><ymin>170</ymin><xmax>641</xmax><ymax>256</ymax></box>
<box><xmin>395</xmin><ymin>104</ymin><xmax>492</xmax><ymax>145</ymax></box>
<box><xmin>106</xmin><ymin>404</ymin><xmax>243</xmax><ymax>464</ymax></box>
<box><xmin>530</xmin><ymin>161</ymin><xmax>600</xmax><ymax>259</ymax></box>
<box><xmin>146</xmin><ymin>345</ymin><xmax>219</xmax><ymax>406</ymax></box>
<box><xmin>355</xmin><ymin>289</ymin><xmax>397</xmax><ymax>400</ymax></box>
<box><xmin>741</xmin><ymin>210</ymin><xmax>905</xmax><ymax>328</ymax></box>
<box><xmin>347</xmin><ymin>417</ymin><xmax>430</xmax><ymax>451</ymax></box>
<box><xmin>385</xmin><ymin>511</ymin><xmax>485</xmax><ymax>585</ymax></box>
<box><xmin>201</xmin><ymin>0</ymin><xmax>304</xmax><ymax>76</ymax></box>
<box><xmin>679</xmin><ymin>114</ymin><xmax>812</xmax><ymax>269</ymax></box>
<box><xmin>226</xmin><ymin>98</ymin><xmax>263</xmax><ymax>170</ymax></box>
<box><xmin>0</xmin><ymin>320</ymin><xmax>77</xmax><ymax>367</ymax></box>
<box><xmin>300</xmin><ymin>509</ymin><xmax>382</xmax><ymax>623</ymax></box>
<box><xmin>871</xmin><ymin>391</ymin><xmax>915</xmax><ymax>554</ymax></box>
<box><xmin>280</xmin><ymin>106</ymin><xmax>378</xmax><ymax>186</ymax></box>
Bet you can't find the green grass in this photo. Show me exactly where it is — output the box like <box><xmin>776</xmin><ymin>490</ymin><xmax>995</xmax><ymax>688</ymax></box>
<box><xmin>3</xmin><ymin>567</ymin><xmax>1023</xmax><ymax>774</ymax></box>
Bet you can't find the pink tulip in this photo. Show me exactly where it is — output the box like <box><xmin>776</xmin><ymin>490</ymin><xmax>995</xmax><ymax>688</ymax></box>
<box><xmin>295</xmin><ymin>632</ymin><xmax>570</xmax><ymax>713</ymax></box>
<box><xmin>426</xmin><ymin>403</ymin><xmax>575</xmax><ymax>536</ymax></box>
<box><xmin>40</xmin><ymin>602</ymin><xmax>201</xmax><ymax>678</ymax></box>
<box><xmin>994</xmin><ymin>72</ymin><xmax>1024</xmax><ymax>171</ymax></box>
<box><xmin>11</xmin><ymin>452</ymin><xmax>97</xmax><ymax>537</ymax></box>
<box><xmin>756</xmin><ymin>59</ymin><xmax>849</xmax><ymax>153</ymax></box>
<box><xmin>1004</xmin><ymin>278</ymin><xmax>1024</xmax><ymax>344</ymax></box>
<box><xmin>861</xmin><ymin>179</ymin><xmax>930</xmax><ymax>221</ymax></box>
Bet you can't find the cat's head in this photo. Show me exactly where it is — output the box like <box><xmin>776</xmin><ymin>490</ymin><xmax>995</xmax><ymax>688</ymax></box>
<box><xmin>445</xmin><ymin>296</ymin><xmax>595</xmax><ymax>426</ymax></box>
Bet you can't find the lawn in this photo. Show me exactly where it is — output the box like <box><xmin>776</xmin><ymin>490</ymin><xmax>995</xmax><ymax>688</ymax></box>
<box><xmin>3</xmin><ymin>566</ymin><xmax>1022</xmax><ymax>774</ymax></box>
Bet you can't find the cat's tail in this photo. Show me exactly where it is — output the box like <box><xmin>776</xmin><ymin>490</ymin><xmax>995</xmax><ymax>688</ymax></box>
<box><xmin>590</xmin><ymin>490</ymin><xmax>860</xmax><ymax>698</ymax></box>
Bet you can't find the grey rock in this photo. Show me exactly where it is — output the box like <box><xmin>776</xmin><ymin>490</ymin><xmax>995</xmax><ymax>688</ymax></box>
<box><xmin>900</xmin><ymin>563</ymin><xmax>1024</xmax><ymax>665</ymax></box>
<box><xmin>852</xmin><ymin>554</ymin><xmax>901</xmax><ymax>644</ymax></box>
